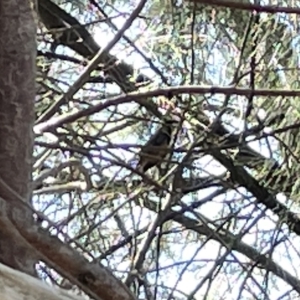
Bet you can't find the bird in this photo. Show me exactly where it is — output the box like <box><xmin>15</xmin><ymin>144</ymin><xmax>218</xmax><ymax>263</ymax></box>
<box><xmin>136</xmin><ymin>119</ymin><xmax>179</xmax><ymax>174</ymax></box>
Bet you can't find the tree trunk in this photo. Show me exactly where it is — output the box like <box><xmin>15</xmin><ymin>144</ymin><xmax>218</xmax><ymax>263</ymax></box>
<box><xmin>0</xmin><ymin>262</ymin><xmax>86</xmax><ymax>300</ymax></box>
<box><xmin>0</xmin><ymin>0</ymin><xmax>37</xmax><ymax>276</ymax></box>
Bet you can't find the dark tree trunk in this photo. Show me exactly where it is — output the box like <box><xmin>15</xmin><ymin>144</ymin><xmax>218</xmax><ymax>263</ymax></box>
<box><xmin>0</xmin><ymin>0</ymin><xmax>37</xmax><ymax>276</ymax></box>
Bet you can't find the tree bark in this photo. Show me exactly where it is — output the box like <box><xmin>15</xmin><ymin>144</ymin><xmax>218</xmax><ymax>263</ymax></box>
<box><xmin>0</xmin><ymin>262</ymin><xmax>86</xmax><ymax>300</ymax></box>
<box><xmin>0</xmin><ymin>0</ymin><xmax>37</xmax><ymax>276</ymax></box>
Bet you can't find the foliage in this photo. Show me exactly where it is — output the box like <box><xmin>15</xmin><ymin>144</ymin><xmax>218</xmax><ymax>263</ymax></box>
<box><xmin>34</xmin><ymin>0</ymin><xmax>300</xmax><ymax>299</ymax></box>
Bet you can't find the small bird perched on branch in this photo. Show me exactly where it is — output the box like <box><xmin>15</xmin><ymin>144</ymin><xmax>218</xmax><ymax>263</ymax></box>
<box><xmin>136</xmin><ymin>119</ymin><xmax>179</xmax><ymax>174</ymax></box>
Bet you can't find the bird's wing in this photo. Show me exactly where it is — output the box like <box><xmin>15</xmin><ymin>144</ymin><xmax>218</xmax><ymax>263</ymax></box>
<box><xmin>136</xmin><ymin>122</ymin><xmax>176</xmax><ymax>173</ymax></box>
<box><xmin>145</xmin><ymin>123</ymin><xmax>172</xmax><ymax>147</ymax></box>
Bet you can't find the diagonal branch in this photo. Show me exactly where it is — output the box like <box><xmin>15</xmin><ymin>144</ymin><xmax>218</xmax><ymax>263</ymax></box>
<box><xmin>207</xmin><ymin>147</ymin><xmax>300</xmax><ymax>234</ymax></box>
<box><xmin>38</xmin><ymin>0</ymin><xmax>142</xmax><ymax>90</ymax></box>
<box><xmin>37</xmin><ymin>0</ymin><xmax>160</xmax><ymax>121</ymax></box>
<box><xmin>37</xmin><ymin>0</ymin><xmax>148</xmax><ymax>123</ymax></box>
<box><xmin>141</xmin><ymin>198</ymin><xmax>300</xmax><ymax>293</ymax></box>
<box><xmin>0</xmin><ymin>194</ymin><xmax>136</xmax><ymax>300</ymax></box>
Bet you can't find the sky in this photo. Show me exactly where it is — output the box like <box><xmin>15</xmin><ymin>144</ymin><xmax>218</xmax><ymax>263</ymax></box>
<box><xmin>35</xmin><ymin>1</ymin><xmax>300</xmax><ymax>299</ymax></box>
